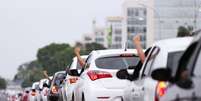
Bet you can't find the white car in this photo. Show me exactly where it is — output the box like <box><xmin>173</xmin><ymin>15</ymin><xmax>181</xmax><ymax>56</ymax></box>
<box><xmin>73</xmin><ymin>49</ymin><xmax>139</xmax><ymax>101</ymax></box>
<box><xmin>152</xmin><ymin>33</ymin><xmax>201</xmax><ymax>101</ymax></box>
<box><xmin>39</xmin><ymin>77</ymin><xmax>53</xmax><ymax>101</ymax></box>
<box><xmin>61</xmin><ymin>55</ymin><xmax>88</xmax><ymax>101</ymax></box>
<box><xmin>117</xmin><ymin>37</ymin><xmax>193</xmax><ymax>101</ymax></box>
<box><xmin>30</xmin><ymin>82</ymin><xmax>40</xmax><ymax>101</ymax></box>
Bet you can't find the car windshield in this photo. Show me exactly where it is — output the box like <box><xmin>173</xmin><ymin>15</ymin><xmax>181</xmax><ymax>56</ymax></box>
<box><xmin>54</xmin><ymin>73</ymin><xmax>65</xmax><ymax>86</ymax></box>
<box><xmin>95</xmin><ymin>55</ymin><xmax>139</xmax><ymax>69</ymax></box>
<box><xmin>33</xmin><ymin>84</ymin><xmax>39</xmax><ymax>90</ymax></box>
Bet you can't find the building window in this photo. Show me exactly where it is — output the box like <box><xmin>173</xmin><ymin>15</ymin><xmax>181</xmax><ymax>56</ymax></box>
<box><xmin>135</xmin><ymin>10</ymin><xmax>139</xmax><ymax>16</ymax></box>
<box><xmin>95</xmin><ymin>38</ymin><xmax>104</xmax><ymax>42</ymax></box>
<box><xmin>127</xmin><ymin>8</ymin><xmax>134</xmax><ymax>16</ymax></box>
<box><xmin>115</xmin><ymin>36</ymin><xmax>122</xmax><ymax>42</ymax></box>
<box><xmin>115</xmin><ymin>29</ymin><xmax>122</xmax><ymax>35</ymax></box>
<box><xmin>143</xmin><ymin>27</ymin><xmax>146</xmax><ymax>33</ymax></box>
<box><xmin>143</xmin><ymin>9</ymin><xmax>146</xmax><ymax>16</ymax></box>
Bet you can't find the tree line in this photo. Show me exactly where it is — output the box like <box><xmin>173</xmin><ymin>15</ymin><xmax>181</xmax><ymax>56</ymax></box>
<box><xmin>13</xmin><ymin>42</ymin><xmax>106</xmax><ymax>88</ymax></box>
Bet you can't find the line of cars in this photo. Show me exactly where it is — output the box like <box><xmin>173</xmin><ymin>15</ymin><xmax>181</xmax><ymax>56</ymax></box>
<box><xmin>29</xmin><ymin>32</ymin><xmax>201</xmax><ymax>101</ymax></box>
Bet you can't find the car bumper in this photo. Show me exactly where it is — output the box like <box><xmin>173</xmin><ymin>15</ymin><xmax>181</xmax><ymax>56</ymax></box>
<box><xmin>84</xmin><ymin>84</ymin><xmax>124</xmax><ymax>101</ymax></box>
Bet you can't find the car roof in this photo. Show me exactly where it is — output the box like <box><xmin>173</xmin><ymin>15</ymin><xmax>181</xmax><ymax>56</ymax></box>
<box><xmin>40</xmin><ymin>78</ymin><xmax>48</xmax><ymax>82</ymax></box>
<box><xmin>54</xmin><ymin>71</ymin><xmax>65</xmax><ymax>75</ymax></box>
<box><xmin>191</xmin><ymin>30</ymin><xmax>201</xmax><ymax>43</ymax></box>
<box><xmin>147</xmin><ymin>37</ymin><xmax>193</xmax><ymax>69</ymax></box>
<box><xmin>49</xmin><ymin>76</ymin><xmax>53</xmax><ymax>80</ymax></box>
<box><xmin>73</xmin><ymin>55</ymin><xmax>88</xmax><ymax>60</ymax></box>
<box><xmin>153</xmin><ymin>37</ymin><xmax>193</xmax><ymax>52</ymax></box>
<box><xmin>32</xmin><ymin>82</ymin><xmax>39</xmax><ymax>89</ymax></box>
<box><xmin>91</xmin><ymin>49</ymin><xmax>138</xmax><ymax>58</ymax></box>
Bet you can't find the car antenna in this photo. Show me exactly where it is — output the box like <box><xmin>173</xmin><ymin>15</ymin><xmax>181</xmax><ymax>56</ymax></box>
<box><xmin>124</xmin><ymin>41</ymin><xmax>128</xmax><ymax>51</ymax></box>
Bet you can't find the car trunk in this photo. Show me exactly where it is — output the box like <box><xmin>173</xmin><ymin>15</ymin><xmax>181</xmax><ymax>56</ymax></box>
<box><xmin>96</xmin><ymin>69</ymin><xmax>131</xmax><ymax>89</ymax></box>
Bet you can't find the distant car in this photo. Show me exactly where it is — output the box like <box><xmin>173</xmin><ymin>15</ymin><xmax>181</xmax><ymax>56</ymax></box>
<box><xmin>30</xmin><ymin>82</ymin><xmax>40</xmax><ymax>101</ymax></box>
<box><xmin>152</xmin><ymin>32</ymin><xmax>201</xmax><ymax>101</ymax></box>
<box><xmin>61</xmin><ymin>55</ymin><xmax>88</xmax><ymax>101</ymax></box>
<box><xmin>47</xmin><ymin>71</ymin><xmax>66</xmax><ymax>101</ymax></box>
<box><xmin>73</xmin><ymin>49</ymin><xmax>139</xmax><ymax>101</ymax></box>
<box><xmin>117</xmin><ymin>37</ymin><xmax>192</xmax><ymax>101</ymax></box>
<box><xmin>22</xmin><ymin>88</ymin><xmax>30</xmax><ymax>101</ymax></box>
<box><xmin>39</xmin><ymin>77</ymin><xmax>52</xmax><ymax>101</ymax></box>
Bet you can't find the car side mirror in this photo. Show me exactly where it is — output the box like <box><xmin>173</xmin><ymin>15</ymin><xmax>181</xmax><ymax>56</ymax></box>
<box><xmin>116</xmin><ymin>69</ymin><xmax>129</xmax><ymax>80</ymax></box>
<box><xmin>68</xmin><ymin>69</ymin><xmax>80</xmax><ymax>76</ymax></box>
<box><xmin>151</xmin><ymin>68</ymin><xmax>171</xmax><ymax>81</ymax></box>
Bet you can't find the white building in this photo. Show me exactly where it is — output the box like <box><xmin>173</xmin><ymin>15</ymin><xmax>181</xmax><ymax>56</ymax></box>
<box><xmin>122</xmin><ymin>0</ymin><xmax>201</xmax><ymax>48</ymax></box>
<box><xmin>93</xmin><ymin>26</ymin><xmax>107</xmax><ymax>48</ymax></box>
<box><xmin>106</xmin><ymin>16</ymin><xmax>123</xmax><ymax>49</ymax></box>
<box><xmin>82</xmin><ymin>33</ymin><xmax>95</xmax><ymax>45</ymax></box>
<box><xmin>154</xmin><ymin>0</ymin><xmax>201</xmax><ymax>40</ymax></box>
<box><xmin>122</xmin><ymin>0</ymin><xmax>154</xmax><ymax>48</ymax></box>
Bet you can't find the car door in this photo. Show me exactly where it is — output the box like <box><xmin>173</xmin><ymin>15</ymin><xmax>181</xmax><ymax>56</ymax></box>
<box><xmin>132</xmin><ymin>46</ymin><xmax>160</xmax><ymax>101</ymax></box>
<box><xmin>174</xmin><ymin>39</ymin><xmax>201</xmax><ymax>100</ymax></box>
<box><xmin>74</xmin><ymin>54</ymin><xmax>92</xmax><ymax>101</ymax></box>
<box><xmin>160</xmin><ymin>38</ymin><xmax>201</xmax><ymax>101</ymax></box>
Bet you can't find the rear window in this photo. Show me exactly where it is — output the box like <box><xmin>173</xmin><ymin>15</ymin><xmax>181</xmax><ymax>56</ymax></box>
<box><xmin>95</xmin><ymin>55</ymin><xmax>139</xmax><ymax>69</ymax></box>
<box><xmin>53</xmin><ymin>73</ymin><xmax>65</xmax><ymax>86</ymax></box>
<box><xmin>167</xmin><ymin>51</ymin><xmax>184</xmax><ymax>77</ymax></box>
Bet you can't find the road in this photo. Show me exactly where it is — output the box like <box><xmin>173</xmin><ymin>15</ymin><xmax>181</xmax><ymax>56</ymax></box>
<box><xmin>0</xmin><ymin>93</ymin><xmax>8</xmax><ymax>101</ymax></box>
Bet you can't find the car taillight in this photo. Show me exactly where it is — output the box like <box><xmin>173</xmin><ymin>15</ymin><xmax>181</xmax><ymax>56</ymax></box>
<box><xmin>51</xmin><ymin>86</ymin><xmax>58</xmax><ymax>94</ymax></box>
<box><xmin>87</xmin><ymin>70</ymin><xmax>112</xmax><ymax>81</ymax></box>
<box><xmin>155</xmin><ymin>81</ymin><xmax>167</xmax><ymax>101</ymax></box>
<box><xmin>31</xmin><ymin>91</ymin><xmax>36</xmax><ymax>96</ymax></box>
<box><xmin>69</xmin><ymin>77</ymin><xmax>78</xmax><ymax>84</ymax></box>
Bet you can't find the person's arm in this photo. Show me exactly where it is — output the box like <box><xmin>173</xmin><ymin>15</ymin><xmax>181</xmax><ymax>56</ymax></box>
<box><xmin>43</xmin><ymin>70</ymin><xmax>51</xmax><ymax>81</ymax></box>
<box><xmin>74</xmin><ymin>47</ymin><xmax>86</xmax><ymax>67</ymax></box>
<box><xmin>133</xmin><ymin>34</ymin><xmax>145</xmax><ymax>63</ymax></box>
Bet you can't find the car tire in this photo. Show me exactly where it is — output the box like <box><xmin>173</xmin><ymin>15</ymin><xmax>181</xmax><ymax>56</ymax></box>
<box><xmin>81</xmin><ymin>93</ymin><xmax>85</xmax><ymax>101</ymax></box>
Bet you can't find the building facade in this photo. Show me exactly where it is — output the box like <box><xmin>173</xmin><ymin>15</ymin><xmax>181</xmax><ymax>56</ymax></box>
<box><xmin>122</xmin><ymin>0</ymin><xmax>154</xmax><ymax>48</ymax></box>
<box><xmin>154</xmin><ymin>0</ymin><xmax>201</xmax><ymax>40</ymax></box>
<box><xmin>106</xmin><ymin>16</ymin><xmax>123</xmax><ymax>49</ymax></box>
<box><xmin>122</xmin><ymin>0</ymin><xmax>201</xmax><ymax>48</ymax></box>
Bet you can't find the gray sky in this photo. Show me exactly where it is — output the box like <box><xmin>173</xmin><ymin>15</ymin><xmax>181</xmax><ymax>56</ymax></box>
<box><xmin>0</xmin><ymin>0</ymin><xmax>123</xmax><ymax>79</ymax></box>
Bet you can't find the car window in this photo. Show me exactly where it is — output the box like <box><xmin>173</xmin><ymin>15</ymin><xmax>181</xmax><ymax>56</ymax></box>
<box><xmin>176</xmin><ymin>42</ymin><xmax>198</xmax><ymax>81</ymax></box>
<box><xmin>95</xmin><ymin>55</ymin><xmax>139</xmax><ymax>69</ymax></box>
<box><xmin>141</xmin><ymin>46</ymin><xmax>160</xmax><ymax>77</ymax></box>
<box><xmin>194</xmin><ymin>49</ymin><xmax>201</xmax><ymax>77</ymax></box>
<box><xmin>53</xmin><ymin>73</ymin><xmax>65</xmax><ymax>86</ymax></box>
<box><xmin>84</xmin><ymin>54</ymin><xmax>92</xmax><ymax>69</ymax></box>
<box><xmin>167</xmin><ymin>51</ymin><xmax>184</xmax><ymax>77</ymax></box>
<box><xmin>76</xmin><ymin>58</ymin><xmax>86</xmax><ymax>69</ymax></box>
<box><xmin>34</xmin><ymin>84</ymin><xmax>39</xmax><ymax>90</ymax></box>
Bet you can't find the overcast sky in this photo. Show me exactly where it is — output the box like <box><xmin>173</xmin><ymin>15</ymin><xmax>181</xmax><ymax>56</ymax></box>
<box><xmin>0</xmin><ymin>0</ymin><xmax>123</xmax><ymax>79</ymax></box>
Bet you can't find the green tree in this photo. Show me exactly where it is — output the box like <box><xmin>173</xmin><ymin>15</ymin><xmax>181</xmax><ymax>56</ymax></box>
<box><xmin>37</xmin><ymin>43</ymin><xmax>74</xmax><ymax>75</ymax></box>
<box><xmin>0</xmin><ymin>76</ymin><xmax>6</xmax><ymax>89</ymax></box>
<box><xmin>177</xmin><ymin>26</ymin><xmax>192</xmax><ymax>37</ymax></box>
<box><xmin>14</xmin><ymin>42</ymin><xmax>106</xmax><ymax>88</ymax></box>
<box><xmin>83</xmin><ymin>42</ymin><xmax>106</xmax><ymax>54</ymax></box>
<box><xmin>14</xmin><ymin>60</ymin><xmax>44</xmax><ymax>88</ymax></box>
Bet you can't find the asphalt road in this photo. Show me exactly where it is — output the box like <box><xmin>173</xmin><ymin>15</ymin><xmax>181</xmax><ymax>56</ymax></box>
<box><xmin>0</xmin><ymin>93</ymin><xmax>8</xmax><ymax>101</ymax></box>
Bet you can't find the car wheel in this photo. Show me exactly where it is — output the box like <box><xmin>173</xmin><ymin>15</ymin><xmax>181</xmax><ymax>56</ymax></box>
<box><xmin>81</xmin><ymin>93</ymin><xmax>85</xmax><ymax>101</ymax></box>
